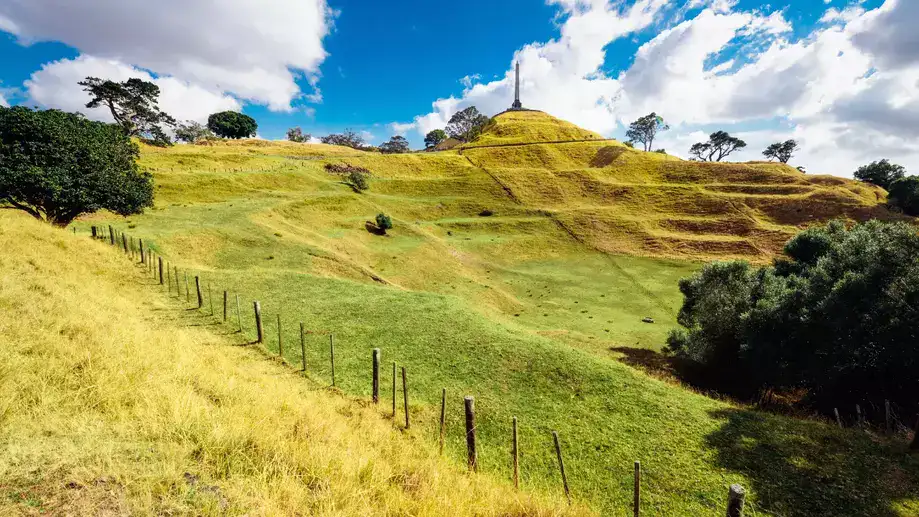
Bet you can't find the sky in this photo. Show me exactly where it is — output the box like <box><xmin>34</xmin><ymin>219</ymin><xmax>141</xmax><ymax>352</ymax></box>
<box><xmin>1</xmin><ymin>0</ymin><xmax>917</xmax><ymax>176</ymax></box>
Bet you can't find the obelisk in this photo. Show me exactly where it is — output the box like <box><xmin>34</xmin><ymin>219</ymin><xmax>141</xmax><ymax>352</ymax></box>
<box><xmin>511</xmin><ymin>62</ymin><xmax>523</xmax><ymax>110</ymax></box>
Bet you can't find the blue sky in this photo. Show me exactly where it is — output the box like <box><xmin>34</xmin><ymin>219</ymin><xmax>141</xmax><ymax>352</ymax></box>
<box><xmin>0</xmin><ymin>0</ymin><xmax>915</xmax><ymax>175</ymax></box>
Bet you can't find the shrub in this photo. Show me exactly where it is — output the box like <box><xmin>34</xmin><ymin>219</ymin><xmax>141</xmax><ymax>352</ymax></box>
<box><xmin>324</xmin><ymin>163</ymin><xmax>371</xmax><ymax>175</ymax></box>
<box><xmin>346</xmin><ymin>171</ymin><xmax>369</xmax><ymax>193</ymax></box>
<box><xmin>887</xmin><ymin>176</ymin><xmax>919</xmax><ymax>216</ymax></box>
<box><xmin>375</xmin><ymin>213</ymin><xmax>393</xmax><ymax>234</ymax></box>
<box><xmin>286</xmin><ymin>127</ymin><xmax>310</xmax><ymax>143</ymax></box>
<box><xmin>478</xmin><ymin>209</ymin><xmax>494</xmax><ymax>217</ymax></box>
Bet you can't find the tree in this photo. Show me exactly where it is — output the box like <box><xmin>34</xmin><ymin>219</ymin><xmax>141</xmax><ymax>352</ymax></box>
<box><xmin>321</xmin><ymin>129</ymin><xmax>365</xmax><ymax>149</ymax></box>
<box><xmin>286</xmin><ymin>126</ymin><xmax>310</xmax><ymax>143</ymax></box>
<box><xmin>854</xmin><ymin>159</ymin><xmax>906</xmax><ymax>190</ymax></box>
<box><xmin>79</xmin><ymin>77</ymin><xmax>176</xmax><ymax>146</ymax></box>
<box><xmin>375</xmin><ymin>213</ymin><xmax>393</xmax><ymax>234</ymax></box>
<box><xmin>379</xmin><ymin>135</ymin><xmax>410</xmax><ymax>154</ymax></box>
<box><xmin>688</xmin><ymin>131</ymin><xmax>747</xmax><ymax>162</ymax></box>
<box><xmin>446</xmin><ymin>106</ymin><xmax>490</xmax><ymax>142</ymax></box>
<box><xmin>762</xmin><ymin>139</ymin><xmax>799</xmax><ymax>164</ymax></box>
<box><xmin>424</xmin><ymin>129</ymin><xmax>448</xmax><ymax>149</ymax></box>
<box><xmin>625</xmin><ymin>112</ymin><xmax>669</xmax><ymax>152</ymax></box>
<box><xmin>207</xmin><ymin>111</ymin><xmax>258</xmax><ymax>139</ymax></box>
<box><xmin>0</xmin><ymin>106</ymin><xmax>153</xmax><ymax>227</ymax></box>
<box><xmin>888</xmin><ymin>176</ymin><xmax>919</xmax><ymax>216</ymax></box>
<box><xmin>174</xmin><ymin>120</ymin><xmax>214</xmax><ymax>143</ymax></box>
<box><xmin>345</xmin><ymin>170</ymin><xmax>369</xmax><ymax>193</ymax></box>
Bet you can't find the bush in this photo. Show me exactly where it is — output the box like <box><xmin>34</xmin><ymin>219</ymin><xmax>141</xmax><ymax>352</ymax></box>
<box><xmin>346</xmin><ymin>171</ymin><xmax>369</xmax><ymax>193</ymax></box>
<box><xmin>668</xmin><ymin>219</ymin><xmax>919</xmax><ymax>417</ymax></box>
<box><xmin>375</xmin><ymin>213</ymin><xmax>393</xmax><ymax>234</ymax></box>
<box><xmin>478</xmin><ymin>209</ymin><xmax>494</xmax><ymax>217</ymax></box>
<box><xmin>324</xmin><ymin>163</ymin><xmax>371</xmax><ymax>175</ymax></box>
<box><xmin>888</xmin><ymin>176</ymin><xmax>919</xmax><ymax>216</ymax></box>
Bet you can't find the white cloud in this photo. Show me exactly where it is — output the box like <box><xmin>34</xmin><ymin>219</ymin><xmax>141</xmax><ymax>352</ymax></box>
<box><xmin>0</xmin><ymin>0</ymin><xmax>333</xmax><ymax>111</ymax></box>
<box><xmin>24</xmin><ymin>55</ymin><xmax>240</xmax><ymax>124</ymax></box>
<box><xmin>388</xmin><ymin>121</ymin><xmax>416</xmax><ymax>136</ymax></box>
<box><xmin>0</xmin><ymin>92</ymin><xmax>7</xmax><ymax>107</ymax></box>
<box><xmin>403</xmin><ymin>0</ymin><xmax>919</xmax><ymax>176</ymax></box>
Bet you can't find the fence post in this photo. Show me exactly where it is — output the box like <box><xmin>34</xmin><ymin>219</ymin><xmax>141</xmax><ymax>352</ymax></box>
<box><xmin>727</xmin><ymin>484</ymin><xmax>746</xmax><ymax>517</ymax></box>
<box><xmin>300</xmin><ymin>322</ymin><xmax>306</xmax><ymax>372</ymax></box>
<box><xmin>158</xmin><ymin>257</ymin><xmax>164</xmax><ymax>285</ymax></box>
<box><xmin>235</xmin><ymin>295</ymin><xmax>242</xmax><ymax>332</ymax></box>
<box><xmin>329</xmin><ymin>334</ymin><xmax>336</xmax><ymax>387</ymax></box>
<box><xmin>402</xmin><ymin>366</ymin><xmax>409</xmax><ymax>429</ymax></box>
<box><xmin>465</xmin><ymin>396</ymin><xmax>477</xmax><ymax>472</ymax></box>
<box><xmin>121</xmin><ymin>233</ymin><xmax>128</xmax><ymax>253</ymax></box>
<box><xmin>552</xmin><ymin>431</ymin><xmax>571</xmax><ymax>504</ymax></box>
<box><xmin>372</xmin><ymin>348</ymin><xmax>380</xmax><ymax>404</ymax></box>
<box><xmin>253</xmin><ymin>301</ymin><xmax>264</xmax><ymax>343</ymax></box>
<box><xmin>91</xmin><ymin>226</ymin><xmax>97</xmax><ymax>239</ymax></box>
<box><xmin>109</xmin><ymin>225</ymin><xmax>114</xmax><ymax>245</ymax></box>
<box><xmin>392</xmin><ymin>362</ymin><xmax>397</xmax><ymax>418</ymax></box>
<box><xmin>195</xmin><ymin>276</ymin><xmax>203</xmax><ymax>309</ymax></box>
<box><xmin>167</xmin><ymin>263</ymin><xmax>171</xmax><ymax>292</ymax></box>
<box><xmin>277</xmin><ymin>314</ymin><xmax>283</xmax><ymax>359</ymax></box>
<box><xmin>139</xmin><ymin>239</ymin><xmax>145</xmax><ymax>264</ymax></box>
<box><xmin>634</xmin><ymin>461</ymin><xmax>641</xmax><ymax>517</ymax></box>
<box><xmin>184</xmin><ymin>272</ymin><xmax>190</xmax><ymax>303</ymax></box>
<box><xmin>512</xmin><ymin>416</ymin><xmax>519</xmax><ymax>488</ymax></box>
<box><xmin>439</xmin><ymin>388</ymin><xmax>447</xmax><ymax>455</ymax></box>
<box><xmin>223</xmin><ymin>291</ymin><xmax>228</xmax><ymax>321</ymax></box>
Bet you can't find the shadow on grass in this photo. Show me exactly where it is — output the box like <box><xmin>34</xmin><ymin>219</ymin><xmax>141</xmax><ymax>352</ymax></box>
<box><xmin>705</xmin><ymin>408</ymin><xmax>919</xmax><ymax>517</ymax></box>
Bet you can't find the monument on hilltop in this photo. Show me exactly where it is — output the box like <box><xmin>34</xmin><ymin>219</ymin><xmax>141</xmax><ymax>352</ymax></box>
<box><xmin>510</xmin><ymin>62</ymin><xmax>524</xmax><ymax>110</ymax></box>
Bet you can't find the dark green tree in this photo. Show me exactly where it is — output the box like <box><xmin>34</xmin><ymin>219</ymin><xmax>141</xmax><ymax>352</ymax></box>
<box><xmin>424</xmin><ymin>129</ymin><xmax>448</xmax><ymax>149</ymax></box>
<box><xmin>762</xmin><ymin>139</ymin><xmax>799</xmax><ymax>163</ymax></box>
<box><xmin>0</xmin><ymin>106</ymin><xmax>153</xmax><ymax>226</ymax></box>
<box><xmin>345</xmin><ymin>170</ymin><xmax>369</xmax><ymax>193</ymax></box>
<box><xmin>79</xmin><ymin>77</ymin><xmax>176</xmax><ymax>146</ymax></box>
<box><xmin>854</xmin><ymin>159</ymin><xmax>906</xmax><ymax>190</ymax></box>
<box><xmin>207</xmin><ymin>111</ymin><xmax>258</xmax><ymax>139</ymax></box>
<box><xmin>379</xmin><ymin>135</ymin><xmax>410</xmax><ymax>154</ymax></box>
<box><xmin>625</xmin><ymin>112</ymin><xmax>669</xmax><ymax>151</ymax></box>
<box><xmin>286</xmin><ymin>126</ymin><xmax>310</xmax><ymax>143</ymax></box>
<box><xmin>375</xmin><ymin>213</ymin><xmax>393</xmax><ymax>234</ymax></box>
<box><xmin>688</xmin><ymin>131</ymin><xmax>747</xmax><ymax>162</ymax></box>
<box><xmin>888</xmin><ymin>176</ymin><xmax>919</xmax><ymax>216</ymax></box>
<box><xmin>446</xmin><ymin>106</ymin><xmax>490</xmax><ymax>142</ymax></box>
<box><xmin>174</xmin><ymin>120</ymin><xmax>214</xmax><ymax>143</ymax></box>
<box><xmin>321</xmin><ymin>129</ymin><xmax>365</xmax><ymax>149</ymax></box>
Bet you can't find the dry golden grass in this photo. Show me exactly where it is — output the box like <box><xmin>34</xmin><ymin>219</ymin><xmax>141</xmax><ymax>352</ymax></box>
<box><xmin>0</xmin><ymin>212</ymin><xmax>588</xmax><ymax>516</ymax></box>
<box><xmin>467</xmin><ymin>111</ymin><xmax>606</xmax><ymax>147</ymax></box>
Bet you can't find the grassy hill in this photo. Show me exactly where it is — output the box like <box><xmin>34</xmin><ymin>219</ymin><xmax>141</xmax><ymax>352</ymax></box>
<box><xmin>62</xmin><ymin>112</ymin><xmax>919</xmax><ymax>515</ymax></box>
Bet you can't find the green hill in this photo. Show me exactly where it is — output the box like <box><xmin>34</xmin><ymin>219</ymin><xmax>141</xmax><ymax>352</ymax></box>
<box><xmin>68</xmin><ymin>113</ymin><xmax>917</xmax><ymax>516</ymax></box>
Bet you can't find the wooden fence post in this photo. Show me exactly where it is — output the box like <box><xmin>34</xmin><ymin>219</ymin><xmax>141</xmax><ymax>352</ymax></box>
<box><xmin>512</xmin><ymin>416</ymin><xmax>519</xmax><ymax>488</ymax></box>
<box><xmin>465</xmin><ymin>396</ymin><xmax>477</xmax><ymax>472</ymax></box>
<box><xmin>300</xmin><ymin>322</ymin><xmax>306</xmax><ymax>372</ymax></box>
<box><xmin>184</xmin><ymin>272</ymin><xmax>190</xmax><ymax>303</ymax></box>
<box><xmin>727</xmin><ymin>484</ymin><xmax>746</xmax><ymax>517</ymax></box>
<box><xmin>158</xmin><ymin>257</ymin><xmax>164</xmax><ymax>285</ymax></box>
<box><xmin>392</xmin><ymin>362</ymin><xmax>397</xmax><ymax>418</ymax></box>
<box><xmin>329</xmin><ymin>334</ymin><xmax>336</xmax><ymax>387</ymax></box>
<box><xmin>235</xmin><ymin>294</ymin><xmax>242</xmax><ymax>332</ymax></box>
<box><xmin>400</xmin><ymin>366</ymin><xmax>411</xmax><ymax>428</ymax></box>
<box><xmin>552</xmin><ymin>431</ymin><xmax>571</xmax><ymax>504</ymax></box>
<box><xmin>633</xmin><ymin>461</ymin><xmax>641</xmax><ymax>517</ymax></box>
<box><xmin>195</xmin><ymin>276</ymin><xmax>203</xmax><ymax>309</ymax></box>
<box><xmin>439</xmin><ymin>388</ymin><xmax>447</xmax><ymax>456</ymax></box>
<box><xmin>109</xmin><ymin>225</ymin><xmax>114</xmax><ymax>245</ymax></box>
<box><xmin>139</xmin><ymin>239</ymin><xmax>145</xmax><ymax>264</ymax></box>
<box><xmin>372</xmin><ymin>348</ymin><xmax>380</xmax><ymax>404</ymax></box>
<box><xmin>91</xmin><ymin>226</ymin><xmax>97</xmax><ymax>239</ymax></box>
<box><xmin>121</xmin><ymin>234</ymin><xmax>128</xmax><ymax>253</ymax></box>
<box><xmin>208</xmin><ymin>284</ymin><xmax>214</xmax><ymax>316</ymax></box>
<box><xmin>253</xmin><ymin>301</ymin><xmax>264</xmax><ymax>343</ymax></box>
<box><xmin>223</xmin><ymin>291</ymin><xmax>228</xmax><ymax>321</ymax></box>
<box><xmin>277</xmin><ymin>314</ymin><xmax>283</xmax><ymax>359</ymax></box>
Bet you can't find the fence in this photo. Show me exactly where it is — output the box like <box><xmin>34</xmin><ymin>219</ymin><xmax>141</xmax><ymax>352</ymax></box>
<box><xmin>85</xmin><ymin>223</ymin><xmax>919</xmax><ymax>515</ymax></box>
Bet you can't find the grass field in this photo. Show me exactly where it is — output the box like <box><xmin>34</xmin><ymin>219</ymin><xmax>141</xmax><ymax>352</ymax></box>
<box><xmin>62</xmin><ymin>112</ymin><xmax>919</xmax><ymax>515</ymax></box>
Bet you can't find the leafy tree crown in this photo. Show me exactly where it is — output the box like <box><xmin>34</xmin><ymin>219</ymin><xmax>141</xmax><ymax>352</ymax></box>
<box><xmin>424</xmin><ymin>129</ymin><xmax>448</xmax><ymax>149</ymax></box>
<box><xmin>853</xmin><ymin>159</ymin><xmax>906</xmax><ymax>190</ymax></box>
<box><xmin>79</xmin><ymin>76</ymin><xmax>176</xmax><ymax>146</ymax></box>
<box><xmin>446</xmin><ymin>107</ymin><xmax>490</xmax><ymax>142</ymax></box>
<box><xmin>207</xmin><ymin>111</ymin><xmax>258</xmax><ymax>139</ymax></box>
<box><xmin>625</xmin><ymin>112</ymin><xmax>669</xmax><ymax>152</ymax></box>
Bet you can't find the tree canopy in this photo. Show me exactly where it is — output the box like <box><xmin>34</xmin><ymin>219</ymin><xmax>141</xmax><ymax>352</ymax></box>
<box><xmin>379</xmin><ymin>135</ymin><xmax>410</xmax><ymax>154</ymax></box>
<box><xmin>174</xmin><ymin>120</ymin><xmax>214</xmax><ymax>144</ymax></box>
<box><xmin>762</xmin><ymin>139</ymin><xmax>799</xmax><ymax>164</ymax></box>
<box><xmin>625</xmin><ymin>113</ymin><xmax>669</xmax><ymax>152</ymax></box>
<box><xmin>667</xmin><ymin>219</ymin><xmax>919</xmax><ymax>416</ymax></box>
<box><xmin>79</xmin><ymin>77</ymin><xmax>176</xmax><ymax>146</ymax></box>
<box><xmin>689</xmin><ymin>131</ymin><xmax>747</xmax><ymax>162</ymax></box>
<box><xmin>424</xmin><ymin>129</ymin><xmax>448</xmax><ymax>149</ymax></box>
<box><xmin>286</xmin><ymin>127</ymin><xmax>310</xmax><ymax>143</ymax></box>
<box><xmin>321</xmin><ymin>129</ymin><xmax>365</xmax><ymax>149</ymax></box>
<box><xmin>854</xmin><ymin>159</ymin><xmax>906</xmax><ymax>190</ymax></box>
<box><xmin>446</xmin><ymin>107</ymin><xmax>490</xmax><ymax>142</ymax></box>
<box><xmin>0</xmin><ymin>106</ymin><xmax>153</xmax><ymax>226</ymax></box>
<box><xmin>207</xmin><ymin>111</ymin><xmax>258</xmax><ymax>139</ymax></box>
<box><xmin>888</xmin><ymin>176</ymin><xmax>919</xmax><ymax>216</ymax></box>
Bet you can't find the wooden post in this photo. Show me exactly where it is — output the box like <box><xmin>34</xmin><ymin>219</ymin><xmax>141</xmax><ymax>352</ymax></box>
<box><xmin>208</xmin><ymin>284</ymin><xmax>214</xmax><ymax>316</ymax></box>
<box><xmin>465</xmin><ymin>396</ymin><xmax>477</xmax><ymax>472</ymax></box>
<box><xmin>439</xmin><ymin>388</ymin><xmax>447</xmax><ymax>455</ymax></box>
<box><xmin>300</xmin><ymin>322</ymin><xmax>306</xmax><ymax>372</ymax></box>
<box><xmin>254</xmin><ymin>301</ymin><xmax>264</xmax><ymax>343</ymax></box>
<box><xmin>633</xmin><ymin>461</ymin><xmax>641</xmax><ymax>517</ymax></box>
<box><xmin>553</xmin><ymin>431</ymin><xmax>571</xmax><ymax>504</ymax></box>
<box><xmin>91</xmin><ymin>226</ymin><xmax>97</xmax><ymax>239</ymax></box>
<box><xmin>139</xmin><ymin>239</ymin><xmax>145</xmax><ymax>264</ymax></box>
<box><xmin>834</xmin><ymin>408</ymin><xmax>843</xmax><ymax>428</ymax></box>
<box><xmin>121</xmin><ymin>233</ymin><xmax>128</xmax><ymax>253</ymax></box>
<box><xmin>235</xmin><ymin>294</ymin><xmax>242</xmax><ymax>332</ymax></box>
<box><xmin>329</xmin><ymin>334</ymin><xmax>336</xmax><ymax>387</ymax></box>
<box><xmin>277</xmin><ymin>314</ymin><xmax>283</xmax><ymax>359</ymax></box>
<box><xmin>910</xmin><ymin>414</ymin><xmax>919</xmax><ymax>451</ymax></box>
<box><xmin>726</xmin><ymin>484</ymin><xmax>746</xmax><ymax>517</ymax></box>
<box><xmin>512</xmin><ymin>416</ymin><xmax>519</xmax><ymax>488</ymax></box>
<box><xmin>158</xmin><ymin>257</ymin><xmax>164</xmax><ymax>285</ymax></box>
<box><xmin>372</xmin><ymin>348</ymin><xmax>380</xmax><ymax>404</ymax></box>
<box><xmin>194</xmin><ymin>277</ymin><xmax>203</xmax><ymax>308</ymax></box>
<box><xmin>392</xmin><ymin>362</ymin><xmax>397</xmax><ymax>417</ymax></box>
<box><xmin>184</xmin><ymin>272</ymin><xmax>190</xmax><ymax>303</ymax></box>
<box><xmin>223</xmin><ymin>291</ymin><xmax>228</xmax><ymax>321</ymax></box>
<box><xmin>109</xmin><ymin>225</ymin><xmax>115</xmax><ymax>245</ymax></box>
<box><xmin>174</xmin><ymin>266</ymin><xmax>179</xmax><ymax>296</ymax></box>
<box><xmin>885</xmin><ymin>400</ymin><xmax>892</xmax><ymax>435</ymax></box>
<box><xmin>166</xmin><ymin>263</ymin><xmax>171</xmax><ymax>292</ymax></box>
<box><xmin>401</xmin><ymin>366</ymin><xmax>410</xmax><ymax>429</ymax></box>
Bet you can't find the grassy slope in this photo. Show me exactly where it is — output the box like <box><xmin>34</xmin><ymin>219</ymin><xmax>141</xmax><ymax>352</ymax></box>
<box><xmin>66</xmin><ymin>122</ymin><xmax>919</xmax><ymax>515</ymax></box>
<box><xmin>0</xmin><ymin>212</ymin><xmax>584</xmax><ymax>516</ymax></box>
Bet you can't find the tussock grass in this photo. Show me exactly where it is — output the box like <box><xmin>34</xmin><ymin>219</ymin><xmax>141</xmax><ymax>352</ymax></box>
<box><xmin>0</xmin><ymin>213</ymin><xmax>584</xmax><ymax>516</ymax></box>
<box><xmin>468</xmin><ymin>111</ymin><xmax>606</xmax><ymax>147</ymax></box>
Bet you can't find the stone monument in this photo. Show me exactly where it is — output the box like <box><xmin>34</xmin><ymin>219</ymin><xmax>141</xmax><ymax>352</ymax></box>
<box><xmin>510</xmin><ymin>62</ymin><xmax>523</xmax><ymax>110</ymax></box>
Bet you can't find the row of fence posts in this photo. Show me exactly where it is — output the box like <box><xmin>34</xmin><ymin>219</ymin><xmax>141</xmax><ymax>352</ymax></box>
<box><xmin>87</xmin><ymin>225</ymin><xmax>919</xmax><ymax>515</ymax></box>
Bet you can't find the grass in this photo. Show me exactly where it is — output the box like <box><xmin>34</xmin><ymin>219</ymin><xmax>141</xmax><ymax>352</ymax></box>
<box><xmin>0</xmin><ymin>212</ymin><xmax>583</xmax><ymax>516</ymax></box>
<box><xmin>60</xmin><ymin>115</ymin><xmax>919</xmax><ymax>515</ymax></box>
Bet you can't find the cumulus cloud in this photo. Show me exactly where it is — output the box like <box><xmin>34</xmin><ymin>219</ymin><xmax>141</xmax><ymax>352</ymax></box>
<box><xmin>0</xmin><ymin>92</ymin><xmax>7</xmax><ymax>107</ymax></box>
<box><xmin>25</xmin><ymin>55</ymin><xmax>240</xmax><ymax>124</ymax></box>
<box><xmin>388</xmin><ymin>122</ymin><xmax>416</xmax><ymax>136</ymax></box>
<box><xmin>0</xmin><ymin>0</ymin><xmax>333</xmax><ymax>111</ymax></box>
<box><xmin>403</xmin><ymin>0</ymin><xmax>919</xmax><ymax>176</ymax></box>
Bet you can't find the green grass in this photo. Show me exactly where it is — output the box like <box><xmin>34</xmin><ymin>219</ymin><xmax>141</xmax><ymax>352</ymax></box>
<box><xmin>70</xmin><ymin>130</ymin><xmax>919</xmax><ymax>516</ymax></box>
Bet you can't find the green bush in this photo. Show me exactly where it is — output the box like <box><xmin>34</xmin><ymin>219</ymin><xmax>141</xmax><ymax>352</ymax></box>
<box><xmin>346</xmin><ymin>171</ymin><xmax>369</xmax><ymax>193</ymax></box>
<box><xmin>888</xmin><ymin>176</ymin><xmax>919</xmax><ymax>216</ymax></box>
<box><xmin>668</xmin><ymin>220</ymin><xmax>919</xmax><ymax>416</ymax></box>
<box><xmin>375</xmin><ymin>213</ymin><xmax>393</xmax><ymax>234</ymax></box>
